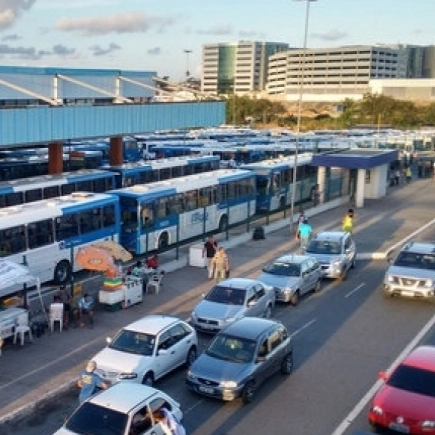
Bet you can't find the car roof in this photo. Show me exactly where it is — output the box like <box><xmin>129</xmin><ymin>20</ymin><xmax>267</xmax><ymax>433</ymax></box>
<box><xmin>222</xmin><ymin>317</ymin><xmax>282</xmax><ymax>340</ymax></box>
<box><xmin>401</xmin><ymin>345</ymin><xmax>435</xmax><ymax>371</ymax></box>
<box><xmin>88</xmin><ymin>383</ymin><xmax>162</xmax><ymax>412</ymax></box>
<box><xmin>274</xmin><ymin>254</ymin><xmax>312</xmax><ymax>264</ymax></box>
<box><xmin>216</xmin><ymin>277</ymin><xmax>263</xmax><ymax>289</ymax></box>
<box><xmin>400</xmin><ymin>241</ymin><xmax>435</xmax><ymax>255</ymax></box>
<box><xmin>312</xmin><ymin>231</ymin><xmax>347</xmax><ymax>242</ymax></box>
<box><xmin>123</xmin><ymin>314</ymin><xmax>182</xmax><ymax>334</ymax></box>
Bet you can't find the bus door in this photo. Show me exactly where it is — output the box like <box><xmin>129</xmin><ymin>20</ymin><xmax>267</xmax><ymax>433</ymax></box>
<box><xmin>139</xmin><ymin>200</ymin><xmax>156</xmax><ymax>254</ymax></box>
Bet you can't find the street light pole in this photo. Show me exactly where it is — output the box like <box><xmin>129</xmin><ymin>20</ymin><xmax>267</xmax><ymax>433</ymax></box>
<box><xmin>290</xmin><ymin>0</ymin><xmax>316</xmax><ymax>235</ymax></box>
<box><xmin>184</xmin><ymin>49</ymin><xmax>192</xmax><ymax>79</ymax></box>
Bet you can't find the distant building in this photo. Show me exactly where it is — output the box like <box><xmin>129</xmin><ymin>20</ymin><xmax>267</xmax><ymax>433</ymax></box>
<box><xmin>201</xmin><ymin>41</ymin><xmax>289</xmax><ymax>95</ymax></box>
<box><xmin>266</xmin><ymin>44</ymin><xmax>435</xmax><ymax>103</ymax></box>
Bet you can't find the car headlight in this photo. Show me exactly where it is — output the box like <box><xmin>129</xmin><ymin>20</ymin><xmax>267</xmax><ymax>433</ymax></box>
<box><xmin>424</xmin><ymin>279</ymin><xmax>433</xmax><ymax>288</ymax></box>
<box><xmin>331</xmin><ymin>258</ymin><xmax>342</xmax><ymax>268</ymax></box>
<box><xmin>422</xmin><ymin>420</ymin><xmax>435</xmax><ymax>428</ymax></box>
<box><xmin>191</xmin><ymin>311</ymin><xmax>197</xmax><ymax>320</ymax></box>
<box><xmin>283</xmin><ymin>287</ymin><xmax>292</xmax><ymax>294</ymax></box>
<box><xmin>371</xmin><ymin>405</ymin><xmax>383</xmax><ymax>416</ymax></box>
<box><xmin>186</xmin><ymin>370</ymin><xmax>196</xmax><ymax>380</ymax></box>
<box><xmin>220</xmin><ymin>380</ymin><xmax>238</xmax><ymax>388</ymax></box>
<box><xmin>118</xmin><ymin>373</ymin><xmax>138</xmax><ymax>380</ymax></box>
<box><xmin>224</xmin><ymin>317</ymin><xmax>236</xmax><ymax>324</ymax></box>
<box><xmin>386</xmin><ymin>274</ymin><xmax>394</xmax><ymax>283</ymax></box>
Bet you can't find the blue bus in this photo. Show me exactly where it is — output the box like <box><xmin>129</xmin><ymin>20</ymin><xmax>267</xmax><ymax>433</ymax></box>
<box><xmin>0</xmin><ymin>169</ymin><xmax>116</xmax><ymax>208</ymax></box>
<box><xmin>240</xmin><ymin>153</ymin><xmax>316</xmax><ymax>213</ymax></box>
<box><xmin>67</xmin><ymin>136</ymin><xmax>141</xmax><ymax>163</ymax></box>
<box><xmin>109</xmin><ymin>169</ymin><xmax>256</xmax><ymax>254</ymax></box>
<box><xmin>102</xmin><ymin>155</ymin><xmax>220</xmax><ymax>188</ymax></box>
<box><xmin>0</xmin><ymin>192</ymin><xmax>120</xmax><ymax>292</ymax></box>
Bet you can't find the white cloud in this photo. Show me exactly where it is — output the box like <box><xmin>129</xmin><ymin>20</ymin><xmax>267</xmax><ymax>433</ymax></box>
<box><xmin>0</xmin><ymin>0</ymin><xmax>36</xmax><ymax>29</ymax></box>
<box><xmin>56</xmin><ymin>12</ymin><xmax>174</xmax><ymax>36</ymax></box>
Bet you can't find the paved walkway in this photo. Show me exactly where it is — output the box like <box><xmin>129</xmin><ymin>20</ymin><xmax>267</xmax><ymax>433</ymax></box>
<box><xmin>0</xmin><ymin>176</ymin><xmax>434</xmax><ymax>427</ymax></box>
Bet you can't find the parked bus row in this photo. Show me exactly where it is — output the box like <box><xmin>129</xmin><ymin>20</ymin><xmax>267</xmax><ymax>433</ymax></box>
<box><xmin>0</xmin><ymin>155</ymin><xmax>334</xmax><ymax>296</ymax></box>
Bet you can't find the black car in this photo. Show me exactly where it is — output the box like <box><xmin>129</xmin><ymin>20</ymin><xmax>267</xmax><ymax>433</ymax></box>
<box><xmin>186</xmin><ymin>317</ymin><xmax>293</xmax><ymax>404</ymax></box>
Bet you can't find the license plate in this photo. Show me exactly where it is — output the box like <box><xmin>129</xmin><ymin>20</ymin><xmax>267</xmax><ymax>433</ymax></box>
<box><xmin>389</xmin><ymin>422</ymin><xmax>409</xmax><ymax>433</ymax></box>
<box><xmin>400</xmin><ymin>290</ymin><xmax>415</xmax><ymax>297</ymax></box>
<box><xmin>199</xmin><ymin>385</ymin><xmax>214</xmax><ymax>395</ymax></box>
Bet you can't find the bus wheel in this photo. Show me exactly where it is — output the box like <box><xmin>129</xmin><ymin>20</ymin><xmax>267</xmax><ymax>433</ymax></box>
<box><xmin>53</xmin><ymin>260</ymin><xmax>72</xmax><ymax>285</ymax></box>
<box><xmin>218</xmin><ymin>215</ymin><xmax>228</xmax><ymax>232</ymax></box>
<box><xmin>158</xmin><ymin>233</ymin><xmax>169</xmax><ymax>250</ymax></box>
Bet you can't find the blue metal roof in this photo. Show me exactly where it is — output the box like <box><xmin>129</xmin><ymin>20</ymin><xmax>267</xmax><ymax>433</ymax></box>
<box><xmin>311</xmin><ymin>149</ymin><xmax>399</xmax><ymax>169</ymax></box>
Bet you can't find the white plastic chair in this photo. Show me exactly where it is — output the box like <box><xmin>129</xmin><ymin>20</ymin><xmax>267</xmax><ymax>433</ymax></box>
<box><xmin>49</xmin><ymin>303</ymin><xmax>64</xmax><ymax>333</ymax></box>
<box><xmin>13</xmin><ymin>311</ymin><xmax>33</xmax><ymax>346</ymax></box>
<box><xmin>146</xmin><ymin>273</ymin><xmax>164</xmax><ymax>295</ymax></box>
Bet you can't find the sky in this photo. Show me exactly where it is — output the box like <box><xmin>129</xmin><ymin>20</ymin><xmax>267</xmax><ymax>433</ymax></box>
<box><xmin>0</xmin><ymin>0</ymin><xmax>434</xmax><ymax>82</ymax></box>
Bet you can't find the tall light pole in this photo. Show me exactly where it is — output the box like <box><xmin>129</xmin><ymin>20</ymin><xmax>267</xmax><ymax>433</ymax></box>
<box><xmin>290</xmin><ymin>0</ymin><xmax>316</xmax><ymax>234</ymax></box>
<box><xmin>184</xmin><ymin>49</ymin><xmax>192</xmax><ymax>79</ymax></box>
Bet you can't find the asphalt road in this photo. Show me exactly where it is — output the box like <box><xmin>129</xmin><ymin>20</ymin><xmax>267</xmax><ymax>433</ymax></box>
<box><xmin>5</xmin><ymin>226</ymin><xmax>435</xmax><ymax>435</ymax></box>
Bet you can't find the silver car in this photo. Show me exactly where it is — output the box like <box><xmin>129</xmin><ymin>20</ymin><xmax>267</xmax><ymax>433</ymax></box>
<box><xmin>257</xmin><ymin>254</ymin><xmax>323</xmax><ymax>305</ymax></box>
<box><xmin>383</xmin><ymin>241</ymin><xmax>435</xmax><ymax>302</ymax></box>
<box><xmin>190</xmin><ymin>277</ymin><xmax>275</xmax><ymax>333</ymax></box>
<box><xmin>186</xmin><ymin>317</ymin><xmax>293</xmax><ymax>403</ymax></box>
<box><xmin>305</xmin><ymin>231</ymin><xmax>356</xmax><ymax>280</ymax></box>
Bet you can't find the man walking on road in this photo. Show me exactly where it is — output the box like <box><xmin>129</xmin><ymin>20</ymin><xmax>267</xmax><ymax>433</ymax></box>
<box><xmin>203</xmin><ymin>236</ymin><xmax>218</xmax><ymax>279</ymax></box>
<box><xmin>297</xmin><ymin>219</ymin><xmax>313</xmax><ymax>252</ymax></box>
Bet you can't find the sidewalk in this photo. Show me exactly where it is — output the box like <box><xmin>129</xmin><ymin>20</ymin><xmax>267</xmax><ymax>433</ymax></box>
<box><xmin>0</xmin><ymin>177</ymin><xmax>434</xmax><ymax>427</ymax></box>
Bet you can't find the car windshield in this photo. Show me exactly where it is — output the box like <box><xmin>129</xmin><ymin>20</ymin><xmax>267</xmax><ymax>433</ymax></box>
<box><xmin>306</xmin><ymin>240</ymin><xmax>341</xmax><ymax>255</ymax></box>
<box><xmin>387</xmin><ymin>364</ymin><xmax>435</xmax><ymax>398</ymax></box>
<box><xmin>205</xmin><ymin>286</ymin><xmax>246</xmax><ymax>305</ymax></box>
<box><xmin>393</xmin><ymin>252</ymin><xmax>435</xmax><ymax>270</ymax></box>
<box><xmin>65</xmin><ymin>402</ymin><xmax>128</xmax><ymax>434</ymax></box>
<box><xmin>263</xmin><ymin>261</ymin><xmax>301</xmax><ymax>277</ymax></box>
<box><xmin>206</xmin><ymin>333</ymin><xmax>257</xmax><ymax>363</ymax></box>
<box><xmin>109</xmin><ymin>329</ymin><xmax>155</xmax><ymax>356</ymax></box>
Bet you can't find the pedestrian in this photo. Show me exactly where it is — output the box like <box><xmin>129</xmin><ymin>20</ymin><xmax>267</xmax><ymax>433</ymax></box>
<box><xmin>212</xmin><ymin>246</ymin><xmax>229</xmax><ymax>283</ymax></box>
<box><xmin>153</xmin><ymin>407</ymin><xmax>186</xmax><ymax>435</ymax></box>
<box><xmin>310</xmin><ymin>184</ymin><xmax>320</xmax><ymax>206</ymax></box>
<box><xmin>295</xmin><ymin>212</ymin><xmax>306</xmax><ymax>239</ymax></box>
<box><xmin>394</xmin><ymin>168</ymin><xmax>401</xmax><ymax>185</ymax></box>
<box><xmin>297</xmin><ymin>219</ymin><xmax>313</xmax><ymax>251</ymax></box>
<box><xmin>342</xmin><ymin>208</ymin><xmax>354</xmax><ymax>233</ymax></box>
<box><xmin>74</xmin><ymin>293</ymin><xmax>95</xmax><ymax>328</ymax></box>
<box><xmin>77</xmin><ymin>360</ymin><xmax>109</xmax><ymax>403</ymax></box>
<box><xmin>405</xmin><ymin>166</ymin><xmax>412</xmax><ymax>183</ymax></box>
<box><xmin>203</xmin><ymin>236</ymin><xmax>218</xmax><ymax>279</ymax></box>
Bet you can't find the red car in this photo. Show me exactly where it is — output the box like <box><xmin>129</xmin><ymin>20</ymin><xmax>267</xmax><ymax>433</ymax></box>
<box><xmin>368</xmin><ymin>345</ymin><xmax>435</xmax><ymax>434</ymax></box>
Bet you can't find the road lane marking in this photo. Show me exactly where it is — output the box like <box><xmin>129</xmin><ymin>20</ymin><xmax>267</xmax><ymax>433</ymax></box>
<box><xmin>291</xmin><ymin>319</ymin><xmax>316</xmax><ymax>338</ymax></box>
<box><xmin>330</xmin><ymin>311</ymin><xmax>435</xmax><ymax>435</ymax></box>
<box><xmin>184</xmin><ymin>398</ymin><xmax>205</xmax><ymax>416</ymax></box>
<box><xmin>345</xmin><ymin>283</ymin><xmax>366</xmax><ymax>298</ymax></box>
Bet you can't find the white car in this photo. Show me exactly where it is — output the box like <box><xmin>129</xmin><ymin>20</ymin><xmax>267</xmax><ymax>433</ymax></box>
<box><xmin>91</xmin><ymin>314</ymin><xmax>198</xmax><ymax>386</ymax></box>
<box><xmin>53</xmin><ymin>382</ymin><xmax>183</xmax><ymax>435</ymax></box>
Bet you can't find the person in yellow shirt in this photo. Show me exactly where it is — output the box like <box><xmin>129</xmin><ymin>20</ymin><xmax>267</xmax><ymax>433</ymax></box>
<box><xmin>342</xmin><ymin>208</ymin><xmax>355</xmax><ymax>233</ymax></box>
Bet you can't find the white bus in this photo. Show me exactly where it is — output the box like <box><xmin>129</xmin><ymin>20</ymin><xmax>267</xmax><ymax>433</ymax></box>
<box><xmin>0</xmin><ymin>192</ymin><xmax>120</xmax><ymax>296</ymax></box>
<box><xmin>110</xmin><ymin>169</ymin><xmax>256</xmax><ymax>254</ymax></box>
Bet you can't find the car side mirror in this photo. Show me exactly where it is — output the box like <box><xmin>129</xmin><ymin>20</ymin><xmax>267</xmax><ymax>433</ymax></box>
<box><xmin>247</xmin><ymin>300</ymin><xmax>257</xmax><ymax>307</ymax></box>
<box><xmin>378</xmin><ymin>371</ymin><xmax>388</xmax><ymax>381</ymax></box>
<box><xmin>256</xmin><ymin>356</ymin><xmax>266</xmax><ymax>363</ymax></box>
<box><xmin>158</xmin><ymin>348</ymin><xmax>168</xmax><ymax>356</ymax></box>
<box><xmin>106</xmin><ymin>337</ymin><xmax>112</xmax><ymax>344</ymax></box>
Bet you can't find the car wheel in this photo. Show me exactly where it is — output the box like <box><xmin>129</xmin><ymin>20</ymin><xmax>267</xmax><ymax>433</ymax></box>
<box><xmin>339</xmin><ymin>267</ymin><xmax>347</xmax><ymax>281</ymax></box>
<box><xmin>281</xmin><ymin>353</ymin><xmax>293</xmax><ymax>375</ymax></box>
<box><xmin>290</xmin><ymin>290</ymin><xmax>300</xmax><ymax>306</ymax></box>
<box><xmin>141</xmin><ymin>372</ymin><xmax>154</xmax><ymax>386</ymax></box>
<box><xmin>351</xmin><ymin>256</ymin><xmax>356</xmax><ymax>269</ymax></box>
<box><xmin>313</xmin><ymin>279</ymin><xmax>321</xmax><ymax>293</ymax></box>
<box><xmin>242</xmin><ymin>381</ymin><xmax>256</xmax><ymax>404</ymax></box>
<box><xmin>264</xmin><ymin>305</ymin><xmax>272</xmax><ymax>318</ymax></box>
<box><xmin>185</xmin><ymin>346</ymin><xmax>197</xmax><ymax>367</ymax></box>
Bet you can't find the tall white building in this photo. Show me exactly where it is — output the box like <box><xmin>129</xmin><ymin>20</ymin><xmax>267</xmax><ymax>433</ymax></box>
<box><xmin>201</xmin><ymin>41</ymin><xmax>288</xmax><ymax>95</ymax></box>
<box><xmin>266</xmin><ymin>44</ymin><xmax>409</xmax><ymax>102</ymax></box>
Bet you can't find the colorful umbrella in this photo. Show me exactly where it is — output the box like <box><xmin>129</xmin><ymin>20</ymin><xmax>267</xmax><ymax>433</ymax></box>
<box><xmin>91</xmin><ymin>240</ymin><xmax>133</xmax><ymax>262</ymax></box>
<box><xmin>75</xmin><ymin>246</ymin><xmax>117</xmax><ymax>275</ymax></box>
